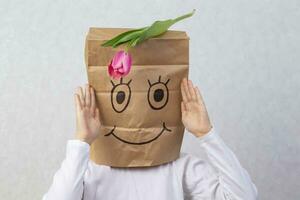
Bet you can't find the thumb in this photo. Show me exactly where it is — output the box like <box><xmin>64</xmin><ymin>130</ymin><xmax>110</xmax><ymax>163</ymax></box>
<box><xmin>181</xmin><ymin>101</ymin><xmax>187</xmax><ymax>113</ymax></box>
<box><xmin>95</xmin><ymin>108</ymin><xmax>101</xmax><ymax>122</ymax></box>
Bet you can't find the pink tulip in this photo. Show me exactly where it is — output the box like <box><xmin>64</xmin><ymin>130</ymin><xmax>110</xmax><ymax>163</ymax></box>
<box><xmin>108</xmin><ymin>50</ymin><xmax>132</xmax><ymax>79</ymax></box>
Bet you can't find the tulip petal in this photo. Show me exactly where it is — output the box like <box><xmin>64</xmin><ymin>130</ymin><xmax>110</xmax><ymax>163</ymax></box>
<box><xmin>122</xmin><ymin>53</ymin><xmax>132</xmax><ymax>75</ymax></box>
<box><xmin>108</xmin><ymin>62</ymin><xmax>114</xmax><ymax>76</ymax></box>
<box><xmin>112</xmin><ymin>51</ymin><xmax>125</xmax><ymax>69</ymax></box>
<box><xmin>113</xmin><ymin>71</ymin><xmax>122</xmax><ymax>79</ymax></box>
<box><xmin>118</xmin><ymin>67</ymin><xmax>124</xmax><ymax>73</ymax></box>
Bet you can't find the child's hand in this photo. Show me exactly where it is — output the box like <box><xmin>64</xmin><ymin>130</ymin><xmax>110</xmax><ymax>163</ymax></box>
<box><xmin>180</xmin><ymin>78</ymin><xmax>212</xmax><ymax>137</ymax></box>
<box><xmin>74</xmin><ymin>84</ymin><xmax>101</xmax><ymax>145</ymax></box>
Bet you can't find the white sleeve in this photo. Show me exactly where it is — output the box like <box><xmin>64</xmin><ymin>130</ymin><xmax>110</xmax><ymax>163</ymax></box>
<box><xmin>42</xmin><ymin>140</ymin><xmax>90</xmax><ymax>200</ymax></box>
<box><xmin>194</xmin><ymin>128</ymin><xmax>258</xmax><ymax>200</ymax></box>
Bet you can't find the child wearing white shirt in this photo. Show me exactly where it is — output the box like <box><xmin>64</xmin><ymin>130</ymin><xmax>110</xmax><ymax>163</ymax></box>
<box><xmin>43</xmin><ymin>78</ymin><xmax>257</xmax><ymax>200</ymax></box>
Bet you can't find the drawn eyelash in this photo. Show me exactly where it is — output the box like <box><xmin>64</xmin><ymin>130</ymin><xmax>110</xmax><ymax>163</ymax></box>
<box><xmin>147</xmin><ymin>75</ymin><xmax>170</xmax><ymax>86</ymax></box>
<box><xmin>110</xmin><ymin>77</ymin><xmax>132</xmax><ymax>87</ymax></box>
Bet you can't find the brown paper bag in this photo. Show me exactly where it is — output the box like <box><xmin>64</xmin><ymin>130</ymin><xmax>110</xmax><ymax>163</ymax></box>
<box><xmin>85</xmin><ymin>28</ymin><xmax>189</xmax><ymax>167</ymax></box>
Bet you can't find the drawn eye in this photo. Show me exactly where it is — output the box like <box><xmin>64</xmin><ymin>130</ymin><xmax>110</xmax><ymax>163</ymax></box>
<box><xmin>147</xmin><ymin>76</ymin><xmax>170</xmax><ymax>110</ymax></box>
<box><xmin>110</xmin><ymin>78</ymin><xmax>132</xmax><ymax>113</ymax></box>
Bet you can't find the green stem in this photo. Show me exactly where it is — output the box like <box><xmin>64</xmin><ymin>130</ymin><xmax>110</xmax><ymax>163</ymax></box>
<box><xmin>173</xmin><ymin>9</ymin><xmax>196</xmax><ymax>23</ymax></box>
<box><xmin>124</xmin><ymin>46</ymin><xmax>129</xmax><ymax>52</ymax></box>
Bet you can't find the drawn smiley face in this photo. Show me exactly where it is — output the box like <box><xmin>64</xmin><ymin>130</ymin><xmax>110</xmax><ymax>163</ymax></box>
<box><xmin>104</xmin><ymin>76</ymin><xmax>172</xmax><ymax>145</ymax></box>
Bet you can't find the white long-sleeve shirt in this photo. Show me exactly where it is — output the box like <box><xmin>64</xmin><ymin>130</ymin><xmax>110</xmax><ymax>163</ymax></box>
<box><xmin>43</xmin><ymin>128</ymin><xmax>257</xmax><ymax>200</ymax></box>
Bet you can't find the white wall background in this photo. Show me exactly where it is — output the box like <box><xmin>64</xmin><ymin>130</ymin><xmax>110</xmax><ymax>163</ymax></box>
<box><xmin>0</xmin><ymin>0</ymin><xmax>299</xmax><ymax>199</ymax></box>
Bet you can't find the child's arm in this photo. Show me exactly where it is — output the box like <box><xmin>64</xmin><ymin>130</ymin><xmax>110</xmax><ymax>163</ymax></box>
<box><xmin>43</xmin><ymin>85</ymin><xmax>101</xmax><ymax>200</ymax></box>
<box><xmin>42</xmin><ymin>140</ymin><xmax>90</xmax><ymax>200</ymax></box>
<box><xmin>180</xmin><ymin>78</ymin><xmax>257</xmax><ymax>199</ymax></box>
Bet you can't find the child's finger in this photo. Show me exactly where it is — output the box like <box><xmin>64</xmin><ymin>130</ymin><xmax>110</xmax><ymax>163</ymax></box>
<box><xmin>90</xmin><ymin>87</ymin><xmax>96</xmax><ymax>110</ymax></box>
<box><xmin>95</xmin><ymin>108</ymin><xmax>101</xmax><ymax>122</ymax></box>
<box><xmin>74</xmin><ymin>94</ymin><xmax>82</xmax><ymax>113</ymax></box>
<box><xmin>181</xmin><ymin>101</ymin><xmax>187</xmax><ymax>112</ymax></box>
<box><xmin>181</xmin><ymin>81</ymin><xmax>188</xmax><ymax>102</ymax></box>
<box><xmin>76</xmin><ymin>87</ymin><xmax>85</xmax><ymax>106</ymax></box>
<box><xmin>195</xmin><ymin>86</ymin><xmax>202</xmax><ymax>101</ymax></box>
<box><xmin>182</xmin><ymin>78</ymin><xmax>192</xmax><ymax>100</ymax></box>
<box><xmin>195</xmin><ymin>86</ymin><xmax>205</xmax><ymax>106</ymax></box>
<box><xmin>188</xmin><ymin>80</ymin><xmax>196</xmax><ymax>101</ymax></box>
<box><xmin>85</xmin><ymin>84</ymin><xmax>91</xmax><ymax>107</ymax></box>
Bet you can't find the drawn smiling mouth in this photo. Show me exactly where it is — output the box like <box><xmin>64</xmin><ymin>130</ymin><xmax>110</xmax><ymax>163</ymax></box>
<box><xmin>104</xmin><ymin>122</ymin><xmax>172</xmax><ymax>145</ymax></box>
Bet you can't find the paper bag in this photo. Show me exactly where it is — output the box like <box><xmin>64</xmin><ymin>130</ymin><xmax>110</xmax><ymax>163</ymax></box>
<box><xmin>84</xmin><ymin>28</ymin><xmax>189</xmax><ymax>167</ymax></box>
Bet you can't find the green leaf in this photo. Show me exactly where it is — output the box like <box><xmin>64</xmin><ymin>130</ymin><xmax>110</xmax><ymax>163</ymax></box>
<box><xmin>101</xmin><ymin>27</ymin><xmax>146</xmax><ymax>47</ymax></box>
<box><xmin>127</xmin><ymin>36</ymin><xmax>141</xmax><ymax>48</ymax></box>
<box><xmin>111</xmin><ymin>27</ymin><xmax>148</xmax><ymax>48</ymax></box>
